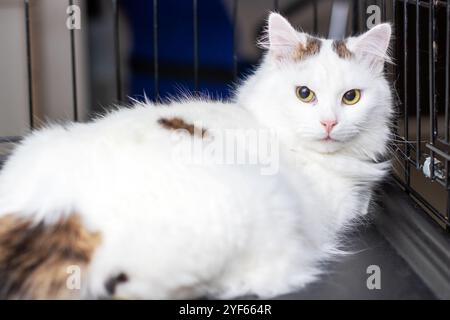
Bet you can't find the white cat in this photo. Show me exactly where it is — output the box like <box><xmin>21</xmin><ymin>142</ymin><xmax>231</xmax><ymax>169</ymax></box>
<box><xmin>0</xmin><ymin>13</ymin><xmax>393</xmax><ymax>299</ymax></box>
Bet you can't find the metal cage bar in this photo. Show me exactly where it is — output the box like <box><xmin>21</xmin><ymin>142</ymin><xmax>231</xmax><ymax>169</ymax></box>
<box><xmin>69</xmin><ymin>0</ymin><xmax>79</xmax><ymax>121</ymax></box>
<box><xmin>193</xmin><ymin>0</ymin><xmax>199</xmax><ymax>92</ymax></box>
<box><xmin>364</xmin><ymin>0</ymin><xmax>368</xmax><ymax>30</ymax></box>
<box><xmin>313</xmin><ymin>1</ymin><xmax>318</xmax><ymax>34</ymax></box>
<box><xmin>403</xmin><ymin>0</ymin><xmax>411</xmax><ymax>186</ymax></box>
<box><xmin>398</xmin><ymin>0</ymin><xmax>447</xmax><ymax>9</ymax></box>
<box><xmin>445</xmin><ymin>1</ymin><xmax>450</xmax><ymax>144</ymax></box>
<box><xmin>353</xmin><ymin>0</ymin><xmax>359</xmax><ymax>33</ymax></box>
<box><xmin>232</xmin><ymin>0</ymin><xmax>238</xmax><ymax>80</ymax></box>
<box><xmin>392</xmin><ymin>0</ymin><xmax>399</xmax><ymax>159</ymax></box>
<box><xmin>415</xmin><ymin>0</ymin><xmax>421</xmax><ymax>168</ymax></box>
<box><xmin>427</xmin><ymin>0</ymin><xmax>436</xmax><ymax>179</ymax></box>
<box><xmin>153</xmin><ymin>0</ymin><xmax>159</xmax><ymax>101</ymax></box>
<box><xmin>445</xmin><ymin>0</ymin><xmax>450</xmax><ymax>221</ymax></box>
<box><xmin>382</xmin><ymin>0</ymin><xmax>387</xmax><ymax>21</ymax></box>
<box><xmin>112</xmin><ymin>0</ymin><xmax>123</xmax><ymax>103</ymax></box>
<box><xmin>24</xmin><ymin>0</ymin><xmax>34</xmax><ymax>129</ymax></box>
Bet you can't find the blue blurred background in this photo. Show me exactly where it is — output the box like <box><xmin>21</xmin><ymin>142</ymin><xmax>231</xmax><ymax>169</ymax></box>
<box><xmin>86</xmin><ymin>0</ymin><xmax>332</xmax><ymax>113</ymax></box>
<box><xmin>121</xmin><ymin>0</ymin><xmax>236</xmax><ymax>101</ymax></box>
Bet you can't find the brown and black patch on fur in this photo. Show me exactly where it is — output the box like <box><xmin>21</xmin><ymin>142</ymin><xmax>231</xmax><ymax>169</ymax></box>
<box><xmin>0</xmin><ymin>214</ymin><xmax>101</xmax><ymax>299</ymax></box>
<box><xmin>332</xmin><ymin>40</ymin><xmax>353</xmax><ymax>59</ymax></box>
<box><xmin>293</xmin><ymin>37</ymin><xmax>322</xmax><ymax>61</ymax></box>
<box><xmin>158</xmin><ymin>117</ymin><xmax>207</xmax><ymax>137</ymax></box>
<box><xmin>105</xmin><ymin>272</ymin><xmax>129</xmax><ymax>296</ymax></box>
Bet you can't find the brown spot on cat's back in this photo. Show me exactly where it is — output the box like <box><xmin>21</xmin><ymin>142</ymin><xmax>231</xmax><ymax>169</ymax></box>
<box><xmin>332</xmin><ymin>40</ymin><xmax>353</xmax><ymax>59</ymax></box>
<box><xmin>293</xmin><ymin>37</ymin><xmax>322</xmax><ymax>61</ymax></box>
<box><xmin>158</xmin><ymin>117</ymin><xmax>207</xmax><ymax>137</ymax></box>
<box><xmin>0</xmin><ymin>213</ymin><xmax>101</xmax><ymax>299</ymax></box>
<box><xmin>105</xmin><ymin>272</ymin><xmax>129</xmax><ymax>296</ymax></box>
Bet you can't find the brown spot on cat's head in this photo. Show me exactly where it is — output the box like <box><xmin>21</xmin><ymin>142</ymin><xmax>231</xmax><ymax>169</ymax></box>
<box><xmin>0</xmin><ymin>214</ymin><xmax>101</xmax><ymax>299</ymax></box>
<box><xmin>293</xmin><ymin>37</ymin><xmax>322</xmax><ymax>61</ymax></box>
<box><xmin>158</xmin><ymin>117</ymin><xmax>207</xmax><ymax>137</ymax></box>
<box><xmin>332</xmin><ymin>40</ymin><xmax>353</xmax><ymax>59</ymax></box>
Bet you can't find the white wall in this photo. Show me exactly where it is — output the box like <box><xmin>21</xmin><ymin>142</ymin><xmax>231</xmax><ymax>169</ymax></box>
<box><xmin>0</xmin><ymin>0</ymin><xmax>30</xmax><ymax>137</ymax></box>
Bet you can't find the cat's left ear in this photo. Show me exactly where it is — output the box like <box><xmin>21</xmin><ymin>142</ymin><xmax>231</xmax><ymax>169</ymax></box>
<box><xmin>348</xmin><ymin>23</ymin><xmax>392</xmax><ymax>72</ymax></box>
<box><xmin>261</xmin><ymin>12</ymin><xmax>307</xmax><ymax>61</ymax></box>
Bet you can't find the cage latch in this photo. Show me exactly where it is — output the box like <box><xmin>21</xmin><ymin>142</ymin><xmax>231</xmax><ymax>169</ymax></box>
<box><xmin>423</xmin><ymin>157</ymin><xmax>446</xmax><ymax>180</ymax></box>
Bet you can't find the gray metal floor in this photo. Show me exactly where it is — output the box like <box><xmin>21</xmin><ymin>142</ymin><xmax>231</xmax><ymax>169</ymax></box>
<box><xmin>274</xmin><ymin>223</ymin><xmax>435</xmax><ymax>300</ymax></box>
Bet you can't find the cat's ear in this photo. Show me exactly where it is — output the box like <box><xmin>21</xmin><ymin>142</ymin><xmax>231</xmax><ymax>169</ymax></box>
<box><xmin>261</xmin><ymin>12</ymin><xmax>307</xmax><ymax>61</ymax></box>
<box><xmin>348</xmin><ymin>23</ymin><xmax>392</xmax><ymax>71</ymax></box>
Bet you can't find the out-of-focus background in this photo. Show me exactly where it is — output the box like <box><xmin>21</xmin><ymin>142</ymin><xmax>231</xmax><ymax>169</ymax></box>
<box><xmin>0</xmin><ymin>0</ymin><xmax>360</xmax><ymax>134</ymax></box>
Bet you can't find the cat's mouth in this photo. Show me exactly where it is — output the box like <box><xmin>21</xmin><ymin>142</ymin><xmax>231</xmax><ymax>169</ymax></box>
<box><xmin>321</xmin><ymin>136</ymin><xmax>338</xmax><ymax>142</ymax></box>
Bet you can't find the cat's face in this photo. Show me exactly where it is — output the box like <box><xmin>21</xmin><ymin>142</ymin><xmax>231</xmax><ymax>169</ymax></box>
<box><xmin>240</xmin><ymin>13</ymin><xmax>393</xmax><ymax>158</ymax></box>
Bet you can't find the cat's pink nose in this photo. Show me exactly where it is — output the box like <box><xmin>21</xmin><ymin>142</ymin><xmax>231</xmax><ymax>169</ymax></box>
<box><xmin>320</xmin><ymin>120</ymin><xmax>337</xmax><ymax>134</ymax></box>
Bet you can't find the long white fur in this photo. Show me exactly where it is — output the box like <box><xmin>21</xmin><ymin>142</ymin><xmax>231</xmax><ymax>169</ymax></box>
<box><xmin>0</xmin><ymin>13</ymin><xmax>393</xmax><ymax>299</ymax></box>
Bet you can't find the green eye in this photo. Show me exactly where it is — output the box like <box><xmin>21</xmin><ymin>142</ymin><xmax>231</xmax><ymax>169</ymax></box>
<box><xmin>342</xmin><ymin>89</ymin><xmax>361</xmax><ymax>105</ymax></box>
<box><xmin>296</xmin><ymin>86</ymin><xmax>316</xmax><ymax>103</ymax></box>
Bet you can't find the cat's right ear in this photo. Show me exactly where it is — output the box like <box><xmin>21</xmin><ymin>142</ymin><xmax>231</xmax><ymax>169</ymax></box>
<box><xmin>260</xmin><ymin>13</ymin><xmax>306</xmax><ymax>61</ymax></box>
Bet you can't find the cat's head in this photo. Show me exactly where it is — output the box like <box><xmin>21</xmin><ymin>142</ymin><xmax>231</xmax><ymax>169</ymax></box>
<box><xmin>238</xmin><ymin>13</ymin><xmax>393</xmax><ymax>159</ymax></box>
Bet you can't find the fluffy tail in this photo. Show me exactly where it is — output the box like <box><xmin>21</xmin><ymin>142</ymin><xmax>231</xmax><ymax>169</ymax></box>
<box><xmin>0</xmin><ymin>213</ymin><xmax>101</xmax><ymax>299</ymax></box>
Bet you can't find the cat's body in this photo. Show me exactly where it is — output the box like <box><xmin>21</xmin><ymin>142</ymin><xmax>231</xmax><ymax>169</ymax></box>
<box><xmin>0</xmin><ymin>14</ymin><xmax>393</xmax><ymax>299</ymax></box>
